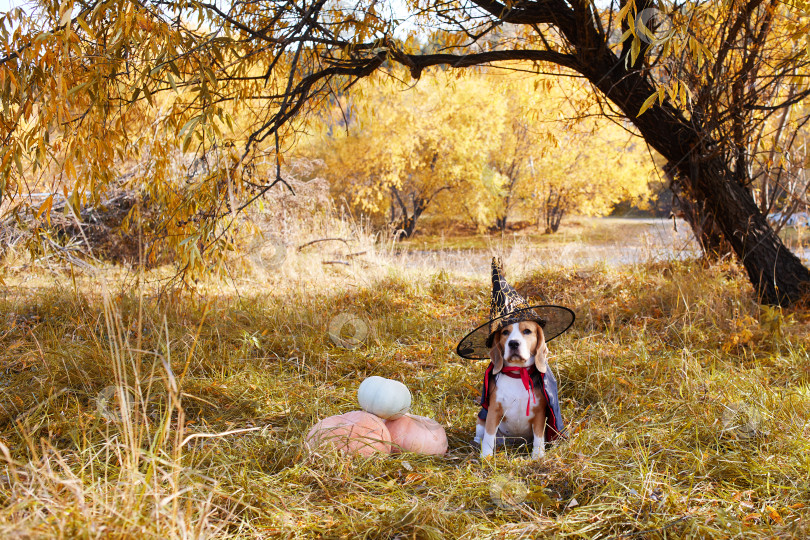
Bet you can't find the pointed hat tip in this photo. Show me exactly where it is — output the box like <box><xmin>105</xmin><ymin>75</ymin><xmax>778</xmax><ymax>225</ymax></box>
<box><xmin>491</xmin><ymin>257</ymin><xmax>504</xmax><ymax>277</ymax></box>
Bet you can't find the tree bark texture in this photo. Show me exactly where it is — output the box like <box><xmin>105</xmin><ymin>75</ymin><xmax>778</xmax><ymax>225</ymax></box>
<box><xmin>666</xmin><ymin>164</ymin><xmax>733</xmax><ymax>258</ymax></box>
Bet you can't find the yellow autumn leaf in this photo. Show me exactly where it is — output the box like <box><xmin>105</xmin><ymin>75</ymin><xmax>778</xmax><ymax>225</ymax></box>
<box><xmin>638</xmin><ymin>91</ymin><xmax>658</xmax><ymax>117</ymax></box>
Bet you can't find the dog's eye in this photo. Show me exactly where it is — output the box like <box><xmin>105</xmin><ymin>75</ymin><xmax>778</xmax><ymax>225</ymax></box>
<box><xmin>501</xmin><ymin>329</ymin><xmax>509</xmax><ymax>335</ymax></box>
<box><xmin>522</xmin><ymin>329</ymin><xmax>532</xmax><ymax>335</ymax></box>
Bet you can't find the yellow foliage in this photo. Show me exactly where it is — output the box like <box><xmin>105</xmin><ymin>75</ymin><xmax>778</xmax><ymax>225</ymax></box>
<box><xmin>301</xmin><ymin>71</ymin><xmax>656</xmax><ymax>234</ymax></box>
<box><xmin>301</xmin><ymin>73</ymin><xmax>509</xmax><ymax>234</ymax></box>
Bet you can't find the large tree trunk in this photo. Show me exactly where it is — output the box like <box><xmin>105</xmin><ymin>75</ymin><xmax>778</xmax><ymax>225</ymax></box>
<box><xmin>683</xmin><ymin>155</ymin><xmax>810</xmax><ymax>304</ymax></box>
<box><xmin>581</xmin><ymin>50</ymin><xmax>810</xmax><ymax>305</ymax></box>
<box><xmin>675</xmin><ymin>195</ymin><xmax>730</xmax><ymax>259</ymax></box>
<box><xmin>666</xmin><ymin>164</ymin><xmax>732</xmax><ymax>258</ymax></box>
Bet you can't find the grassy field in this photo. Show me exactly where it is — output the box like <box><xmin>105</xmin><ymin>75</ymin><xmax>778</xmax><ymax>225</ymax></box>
<box><xmin>397</xmin><ymin>217</ymin><xmax>679</xmax><ymax>251</ymax></box>
<box><xmin>0</xmin><ymin>219</ymin><xmax>809</xmax><ymax>538</ymax></box>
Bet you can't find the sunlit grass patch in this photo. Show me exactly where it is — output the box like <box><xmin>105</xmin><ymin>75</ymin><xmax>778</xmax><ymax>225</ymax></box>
<box><xmin>398</xmin><ymin>217</ymin><xmax>668</xmax><ymax>251</ymax></box>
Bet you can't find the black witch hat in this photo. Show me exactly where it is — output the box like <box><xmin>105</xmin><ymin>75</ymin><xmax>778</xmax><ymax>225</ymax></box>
<box><xmin>456</xmin><ymin>258</ymin><xmax>575</xmax><ymax>359</ymax></box>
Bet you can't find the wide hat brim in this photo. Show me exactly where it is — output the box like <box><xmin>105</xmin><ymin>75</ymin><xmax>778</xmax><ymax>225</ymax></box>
<box><xmin>455</xmin><ymin>305</ymin><xmax>575</xmax><ymax>360</ymax></box>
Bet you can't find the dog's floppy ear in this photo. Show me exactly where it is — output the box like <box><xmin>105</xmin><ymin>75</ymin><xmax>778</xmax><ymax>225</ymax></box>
<box><xmin>532</xmin><ymin>322</ymin><xmax>549</xmax><ymax>373</ymax></box>
<box><xmin>489</xmin><ymin>341</ymin><xmax>504</xmax><ymax>374</ymax></box>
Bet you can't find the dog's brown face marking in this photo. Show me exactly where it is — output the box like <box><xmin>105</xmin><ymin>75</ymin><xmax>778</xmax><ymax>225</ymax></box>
<box><xmin>497</xmin><ymin>321</ymin><xmax>544</xmax><ymax>363</ymax></box>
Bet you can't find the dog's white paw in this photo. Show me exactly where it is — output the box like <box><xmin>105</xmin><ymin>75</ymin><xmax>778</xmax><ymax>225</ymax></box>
<box><xmin>480</xmin><ymin>432</ymin><xmax>496</xmax><ymax>458</ymax></box>
<box><xmin>532</xmin><ymin>435</ymin><xmax>546</xmax><ymax>460</ymax></box>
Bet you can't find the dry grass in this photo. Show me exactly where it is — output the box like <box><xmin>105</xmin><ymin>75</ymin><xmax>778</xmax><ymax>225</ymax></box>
<box><xmin>0</xmin><ymin>220</ymin><xmax>809</xmax><ymax>538</ymax></box>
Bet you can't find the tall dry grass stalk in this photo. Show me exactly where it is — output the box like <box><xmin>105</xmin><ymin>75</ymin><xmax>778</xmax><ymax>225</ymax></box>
<box><xmin>0</xmin><ymin>274</ymin><xmax>249</xmax><ymax>538</ymax></box>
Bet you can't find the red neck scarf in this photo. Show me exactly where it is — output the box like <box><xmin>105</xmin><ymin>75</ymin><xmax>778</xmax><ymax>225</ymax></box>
<box><xmin>483</xmin><ymin>364</ymin><xmax>538</xmax><ymax>416</ymax></box>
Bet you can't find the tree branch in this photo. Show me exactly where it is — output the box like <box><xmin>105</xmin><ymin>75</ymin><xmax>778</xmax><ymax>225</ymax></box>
<box><xmin>394</xmin><ymin>49</ymin><xmax>581</xmax><ymax>79</ymax></box>
<box><xmin>469</xmin><ymin>0</ymin><xmax>575</xmax><ymax>27</ymax></box>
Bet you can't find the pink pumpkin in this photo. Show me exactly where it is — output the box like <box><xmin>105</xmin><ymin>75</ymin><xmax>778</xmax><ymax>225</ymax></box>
<box><xmin>385</xmin><ymin>414</ymin><xmax>448</xmax><ymax>455</ymax></box>
<box><xmin>306</xmin><ymin>411</ymin><xmax>392</xmax><ymax>456</ymax></box>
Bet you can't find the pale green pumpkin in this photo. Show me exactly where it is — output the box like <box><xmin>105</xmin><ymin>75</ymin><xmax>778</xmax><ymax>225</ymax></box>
<box><xmin>357</xmin><ymin>376</ymin><xmax>411</xmax><ymax>419</ymax></box>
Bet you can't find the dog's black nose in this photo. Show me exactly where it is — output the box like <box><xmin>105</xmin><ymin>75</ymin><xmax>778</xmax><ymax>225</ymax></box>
<box><xmin>508</xmin><ymin>340</ymin><xmax>520</xmax><ymax>349</ymax></box>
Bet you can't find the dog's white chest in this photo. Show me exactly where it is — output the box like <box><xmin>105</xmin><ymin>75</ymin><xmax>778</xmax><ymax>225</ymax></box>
<box><xmin>494</xmin><ymin>375</ymin><xmax>535</xmax><ymax>437</ymax></box>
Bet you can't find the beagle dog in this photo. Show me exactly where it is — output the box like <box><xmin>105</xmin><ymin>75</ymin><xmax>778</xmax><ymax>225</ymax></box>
<box><xmin>474</xmin><ymin>321</ymin><xmax>551</xmax><ymax>459</ymax></box>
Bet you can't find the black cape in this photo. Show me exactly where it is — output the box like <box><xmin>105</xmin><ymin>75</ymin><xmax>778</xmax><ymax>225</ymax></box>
<box><xmin>477</xmin><ymin>363</ymin><xmax>567</xmax><ymax>441</ymax></box>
